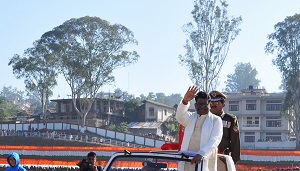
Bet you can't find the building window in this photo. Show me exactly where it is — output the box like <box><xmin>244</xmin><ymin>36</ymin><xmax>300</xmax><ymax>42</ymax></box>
<box><xmin>266</xmin><ymin>100</ymin><xmax>282</xmax><ymax>111</ymax></box>
<box><xmin>245</xmin><ymin>132</ymin><xmax>255</xmax><ymax>142</ymax></box>
<box><xmin>245</xmin><ymin>136</ymin><xmax>255</xmax><ymax>142</ymax></box>
<box><xmin>266</xmin><ymin>132</ymin><xmax>281</xmax><ymax>142</ymax></box>
<box><xmin>61</xmin><ymin>104</ymin><xmax>66</xmax><ymax>112</ymax></box>
<box><xmin>66</xmin><ymin>105</ymin><xmax>70</xmax><ymax>112</ymax></box>
<box><xmin>246</xmin><ymin>100</ymin><xmax>256</xmax><ymax>110</ymax></box>
<box><xmin>149</xmin><ymin>107</ymin><xmax>154</xmax><ymax>116</ymax></box>
<box><xmin>229</xmin><ymin>101</ymin><xmax>239</xmax><ymax>111</ymax></box>
<box><xmin>247</xmin><ymin>117</ymin><xmax>252</xmax><ymax>124</ymax></box>
<box><xmin>266</xmin><ymin>120</ymin><xmax>281</xmax><ymax>127</ymax></box>
<box><xmin>255</xmin><ymin>117</ymin><xmax>259</xmax><ymax>124</ymax></box>
<box><xmin>229</xmin><ymin>105</ymin><xmax>239</xmax><ymax>111</ymax></box>
<box><xmin>266</xmin><ymin>116</ymin><xmax>281</xmax><ymax>127</ymax></box>
<box><xmin>266</xmin><ymin>104</ymin><xmax>282</xmax><ymax>111</ymax></box>
<box><xmin>246</xmin><ymin>104</ymin><xmax>256</xmax><ymax>110</ymax></box>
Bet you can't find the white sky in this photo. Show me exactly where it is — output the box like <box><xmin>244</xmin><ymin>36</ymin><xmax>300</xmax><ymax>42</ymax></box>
<box><xmin>1</xmin><ymin>0</ymin><xmax>299</xmax><ymax>99</ymax></box>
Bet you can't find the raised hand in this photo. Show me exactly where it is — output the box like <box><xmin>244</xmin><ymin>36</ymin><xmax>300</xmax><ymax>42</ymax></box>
<box><xmin>182</xmin><ymin>86</ymin><xmax>198</xmax><ymax>104</ymax></box>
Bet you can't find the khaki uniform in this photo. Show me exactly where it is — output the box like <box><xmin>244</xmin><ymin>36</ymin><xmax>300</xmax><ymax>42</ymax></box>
<box><xmin>218</xmin><ymin>112</ymin><xmax>241</xmax><ymax>163</ymax></box>
<box><xmin>209</xmin><ymin>90</ymin><xmax>241</xmax><ymax>164</ymax></box>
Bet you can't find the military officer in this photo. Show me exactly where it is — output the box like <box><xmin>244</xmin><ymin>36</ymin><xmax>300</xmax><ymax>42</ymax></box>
<box><xmin>209</xmin><ymin>90</ymin><xmax>241</xmax><ymax>164</ymax></box>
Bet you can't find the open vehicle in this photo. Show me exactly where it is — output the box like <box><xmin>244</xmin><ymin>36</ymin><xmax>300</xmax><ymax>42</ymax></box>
<box><xmin>103</xmin><ymin>150</ymin><xmax>235</xmax><ymax>171</ymax></box>
<box><xmin>103</xmin><ymin>126</ymin><xmax>236</xmax><ymax>171</ymax></box>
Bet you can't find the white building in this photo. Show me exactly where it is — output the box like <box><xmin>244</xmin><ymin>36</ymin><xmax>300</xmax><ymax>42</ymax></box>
<box><xmin>137</xmin><ymin>100</ymin><xmax>175</xmax><ymax>122</ymax></box>
<box><xmin>223</xmin><ymin>86</ymin><xmax>296</xmax><ymax>149</ymax></box>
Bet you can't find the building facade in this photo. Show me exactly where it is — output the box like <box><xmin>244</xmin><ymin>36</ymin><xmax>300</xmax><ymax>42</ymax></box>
<box><xmin>223</xmin><ymin>86</ymin><xmax>296</xmax><ymax>149</ymax></box>
<box><xmin>50</xmin><ymin>97</ymin><xmax>125</xmax><ymax>127</ymax></box>
<box><xmin>137</xmin><ymin>100</ymin><xmax>175</xmax><ymax>122</ymax></box>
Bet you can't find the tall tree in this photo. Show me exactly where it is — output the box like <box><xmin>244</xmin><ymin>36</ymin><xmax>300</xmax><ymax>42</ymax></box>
<box><xmin>0</xmin><ymin>98</ymin><xmax>19</xmax><ymax>122</ymax></box>
<box><xmin>113</xmin><ymin>88</ymin><xmax>134</xmax><ymax>100</ymax></box>
<box><xmin>0</xmin><ymin>86</ymin><xmax>24</xmax><ymax>101</ymax></box>
<box><xmin>154</xmin><ymin>93</ymin><xmax>183</xmax><ymax>107</ymax></box>
<box><xmin>265</xmin><ymin>13</ymin><xmax>300</xmax><ymax>148</ymax></box>
<box><xmin>124</xmin><ymin>99</ymin><xmax>140</xmax><ymax>122</ymax></box>
<box><xmin>116</xmin><ymin>122</ymin><xmax>130</xmax><ymax>133</ymax></box>
<box><xmin>39</xmin><ymin>16</ymin><xmax>139</xmax><ymax>127</ymax></box>
<box><xmin>9</xmin><ymin>41</ymin><xmax>58</xmax><ymax>121</ymax></box>
<box><xmin>137</xmin><ymin>94</ymin><xmax>147</xmax><ymax>101</ymax></box>
<box><xmin>161</xmin><ymin>113</ymin><xmax>180</xmax><ymax>141</ymax></box>
<box><xmin>114</xmin><ymin>88</ymin><xmax>123</xmax><ymax>98</ymax></box>
<box><xmin>224</xmin><ymin>62</ymin><xmax>260</xmax><ymax>92</ymax></box>
<box><xmin>155</xmin><ymin>93</ymin><xmax>166</xmax><ymax>104</ymax></box>
<box><xmin>179</xmin><ymin>0</ymin><xmax>242</xmax><ymax>92</ymax></box>
<box><xmin>165</xmin><ymin>93</ymin><xmax>183</xmax><ymax>107</ymax></box>
<box><xmin>146</xmin><ymin>92</ymin><xmax>156</xmax><ymax>101</ymax></box>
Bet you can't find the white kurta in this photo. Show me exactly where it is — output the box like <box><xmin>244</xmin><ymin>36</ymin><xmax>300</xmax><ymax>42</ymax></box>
<box><xmin>184</xmin><ymin>115</ymin><xmax>206</xmax><ymax>171</ymax></box>
<box><xmin>176</xmin><ymin>100</ymin><xmax>223</xmax><ymax>171</ymax></box>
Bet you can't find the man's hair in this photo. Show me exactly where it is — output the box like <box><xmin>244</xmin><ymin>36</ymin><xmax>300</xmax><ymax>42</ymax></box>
<box><xmin>87</xmin><ymin>152</ymin><xmax>96</xmax><ymax>157</ymax></box>
<box><xmin>195</xmin><ymin>91</ymin><xmax>211</xmax><ymax>102</ymax></box>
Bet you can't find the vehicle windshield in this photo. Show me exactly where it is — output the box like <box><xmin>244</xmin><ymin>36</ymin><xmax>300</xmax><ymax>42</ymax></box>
<box><xmin>105</xmin><ymin>153</ymin><xmax>198</xmax><ymax>171</ymax></box>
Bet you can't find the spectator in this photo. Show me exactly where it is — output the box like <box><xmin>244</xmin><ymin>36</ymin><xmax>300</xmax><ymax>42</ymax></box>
<box><xmin>6</xmin><ymin>152</ymin><xmax>26</xmax><ymax>171</ymax></box>
<box><xmin>78</xmin><ymin>151</ymin><xmax>103</xmax><ymax>171</ymax></box>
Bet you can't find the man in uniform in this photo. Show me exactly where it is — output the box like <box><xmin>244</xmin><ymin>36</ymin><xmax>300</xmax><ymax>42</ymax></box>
<box><xmin>209</xmin><ymin>90</ymin><xmax>241</xmax><ymax>164</ymax></box>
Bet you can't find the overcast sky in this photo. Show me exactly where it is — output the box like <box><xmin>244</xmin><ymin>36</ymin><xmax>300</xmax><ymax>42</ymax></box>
<box><xmin>1</xmin><ymin>0</ymin><xmax>299</xmax><ymax>99</ymax></box>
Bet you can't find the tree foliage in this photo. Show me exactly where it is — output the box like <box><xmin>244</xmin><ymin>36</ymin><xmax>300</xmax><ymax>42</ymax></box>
<box><xmin>116</xmin><ymin>122</ymin><xmax>130</xmax><ymax>133</ymax></box>
<box><xmin>224</xmin><ymin>62</ymin><xmax>260</xmax><ymax>92</ymax></box>
<box><xmin>124</xmin><ymin>99</ymin><xmax>140</xmax><ymax>122</ymax></box>
<box><xmin>105</xmin><ymin>122</ymin><xmax>130</xmax><ymax>133</ymax></box>
<box><xmin>39</xmin><ymin>16</ymin><xmax>139</xmax><ymax>127</ymax></box>
<box><xmin>265</xmin><ymin>13</ymin><xmax>300</xmax><ymax>146</ymax></box>
<box><xmin>113</xmin><ymin>88</ymin><xmax>135</xmax><ymax>100</ymax></box>
<box><xmin>179</xmin><ymin>0</ymin><xmax>242</xmax><ymax>92</ymax></box>
<box><xmin>0</xmin><ymin>86</ymin><xmax>24</xmax><ymax>101</ymax></box>
<box><xmin>8</xmin><ymin>41</ymin><xmax>58</xmax><ymax>120</ymax></box>
<box><xmin>0</xmin><ymin>98</ymin><xmax>19</xmax><ymax>122</ymax></box>
<box><xmin>154</xmin><ymin>93</ymin><xmax>182</xmax><ymax>107</ymax></box>
<box><xmin>137</xmin><ymin>92</ymin><xmax>183</xmax><ymax>107</ymax></box>
<box><xmin>161</xmin><ymin>113</ymin><xmax>180</xmax><ymax>141</ymax></box>
<box><xmin>146</xmin><ymin>92</ymin><xmax>156</xmax><ymax>101</ymax></box>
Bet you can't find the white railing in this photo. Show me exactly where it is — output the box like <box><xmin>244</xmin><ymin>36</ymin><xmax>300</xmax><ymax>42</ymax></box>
<box><xmin>0</xmin><ymin>122</ymin><xmax>166</xmax><ymax>148</ymax></box>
